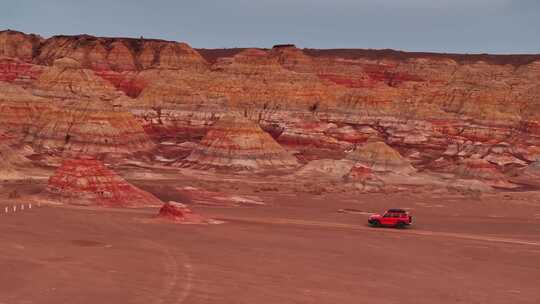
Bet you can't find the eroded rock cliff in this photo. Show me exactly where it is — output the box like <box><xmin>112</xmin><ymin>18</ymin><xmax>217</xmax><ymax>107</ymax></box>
<box><xmin>1</xmin><ymin>29</ymin><xmax>539</xmax><ymax>181</ymax></box>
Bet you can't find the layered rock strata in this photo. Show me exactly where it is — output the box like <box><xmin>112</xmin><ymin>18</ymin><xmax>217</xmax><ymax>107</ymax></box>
<box><xmin>0</xmin><ymin>30</ymin><xmax>539</xmax><ymax>180</ymax></box>
<box><xmin>25</xmin><ymin>100</ymin><xmax>154</xmax><ymax>155</ymax></box>
<box><xmin>46</xmin><ymin>157</ymin><xmax>161</xmax><ymax>207</ymax></box>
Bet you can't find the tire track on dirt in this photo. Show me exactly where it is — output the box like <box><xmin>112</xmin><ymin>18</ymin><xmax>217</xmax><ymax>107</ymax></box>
<box><xmin>44</xmin><ymin>205</ymin><xmax>194</xmax><ymax>304</ymax></box>
<box><xmin>109</xmin><ymin>216</ymin><xmax>194</xmax><ymax>304</ymax></box>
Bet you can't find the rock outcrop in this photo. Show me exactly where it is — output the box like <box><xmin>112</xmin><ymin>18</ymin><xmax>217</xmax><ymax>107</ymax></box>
<box><xmin>0</xmin><ymin>143</ymin><xmax>29</xmax><ymax>179</ymax></box>
<box><xmin>34</xmin><ymin>34</ymin><xmax>208</xmax><ymax>71</ymax></box>
<box><xmin>0</xmin><ymin>30</ymin><xmax>41</xmax><ymax>62</ymax></box>
<box><xmin>177</xmin><ymin>114</ymin><xmax>298</xmax><ymax>171</ymax></box>
<box><xmin>157</xmin><ymin>201</ymin><xmax>207</xmax><ymax>223</ymax></box>
<box><xmin>46</xmin><ymin>157</ymin><xmax>161</xmax><ymax>207</ymax></box>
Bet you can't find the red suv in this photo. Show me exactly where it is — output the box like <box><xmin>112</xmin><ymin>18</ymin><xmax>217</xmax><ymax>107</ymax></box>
<box><xmin>368</xmin><ymin>209</ymin><xmax>412</xmax><ymax>228</ymax></box>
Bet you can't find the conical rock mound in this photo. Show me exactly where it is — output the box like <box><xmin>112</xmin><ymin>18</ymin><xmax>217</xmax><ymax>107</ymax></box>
<box><xmin>177</xmin><ymin>114</ymin><xmax>298</xmax><ymax>171</ymax></box>
<box><xmin>346</xmin><ymin>141</ymin><xmax>415</xmax><ymax>174</ymax></box>
<box><xmin>47</xmin><ymin>157</ymin><xmax>162</xmax><ymax>207</ymax></box>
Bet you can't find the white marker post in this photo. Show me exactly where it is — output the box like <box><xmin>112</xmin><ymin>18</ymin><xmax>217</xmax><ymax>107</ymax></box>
<box><xmin>12</xmin><ymin>205</ymin><xmax>16</xmax><ymax>212</ymax></box>
<box><xmin>21</xmin><ymin>204</ymin><xmax>24</xmax><ymax>211</ymax></box>
<box><xmin>29</xmin><ymin>203</ymin><xmax>32</xmax><ymax>209</ymax></box>
<box><xmin>4</xmin><ymin>206</ymin><xmax>7</xmax><ymax>214</ymax></box>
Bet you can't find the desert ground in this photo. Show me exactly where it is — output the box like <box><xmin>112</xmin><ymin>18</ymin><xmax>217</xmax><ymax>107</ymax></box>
<box><xmin>1</xmin><ymin>167</ymin><xmax>539</xmax><ymax>304</ymax></box>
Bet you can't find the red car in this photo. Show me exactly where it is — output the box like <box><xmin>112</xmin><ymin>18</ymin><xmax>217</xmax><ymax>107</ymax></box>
<box><xmin>368</xmin><ymin>209</ymin><xmax>412</xmax><ymax>228</ymax></box>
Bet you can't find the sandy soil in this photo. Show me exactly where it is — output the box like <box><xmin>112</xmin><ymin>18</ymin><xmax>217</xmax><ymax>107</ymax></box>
<box><xmin>1</xmin><ymin>169</ymin><xmax>539</xmax><ymax>304</ymax></box>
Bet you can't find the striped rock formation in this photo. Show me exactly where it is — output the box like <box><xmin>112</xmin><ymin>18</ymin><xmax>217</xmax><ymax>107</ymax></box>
<box><xmin>47</xmin><ymin>157</ymin><xmax>161</xmax><ymax>207</ymax></box>
<box><xmin>1</xmin><ymin>30</ymin><xmax>540</xmax><ymax>182</ymax></box>
<box><xmin>346</xmin><ymin>141</ymin><xmax>416</xmax><ymax>174</ymax></box>
<box><xmin>177</xmin><ymin>114</ymin><xmax>299</xmax><ymax>171</ymax></box>
<box><xmin>34</xmin><ymin>34</ymin><xmax>208</xmax><ymax>71</ymax></box>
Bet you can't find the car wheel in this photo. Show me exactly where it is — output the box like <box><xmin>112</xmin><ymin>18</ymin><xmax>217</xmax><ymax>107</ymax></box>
<box><xmin>370</xmin><ymin>220</ymin><xmax>380</xmax><ymax>227</ymax></box>
<box><xmin>396</xmin><ymin>222</ymin><xmax>406</xmax><ymax>229</ymax></box>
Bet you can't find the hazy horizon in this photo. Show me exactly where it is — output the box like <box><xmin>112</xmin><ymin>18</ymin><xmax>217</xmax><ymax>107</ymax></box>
<box><xmin>1</xmin><ymin>0</ymin><xmax>539</xmax><ymax>54</ymax></box>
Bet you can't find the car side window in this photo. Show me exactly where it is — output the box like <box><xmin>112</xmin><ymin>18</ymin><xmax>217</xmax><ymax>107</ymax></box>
<box><xmin>383</xmin><ymin>213</ymin><xmax>391</xmax><ymax>218</ymax></box>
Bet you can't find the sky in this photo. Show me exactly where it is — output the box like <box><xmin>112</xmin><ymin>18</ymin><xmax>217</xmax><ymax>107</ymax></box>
<box><xmin>1</xmin><ymin>0</ymin><xmax>539</xmax><ymax>54</ymax></box>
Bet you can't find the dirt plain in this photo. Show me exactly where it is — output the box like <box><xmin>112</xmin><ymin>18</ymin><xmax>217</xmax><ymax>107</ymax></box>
<box><xmin>1</xmin><ymin>166</ymin><xmax>539</xmax><ymax>304</ymax></box>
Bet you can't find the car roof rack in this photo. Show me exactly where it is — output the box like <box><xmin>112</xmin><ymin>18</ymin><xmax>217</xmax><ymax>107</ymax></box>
<box><xmin>387</xmin><ymin>208</ymin><xmax>407</xmax><ymax>213</ymax></box>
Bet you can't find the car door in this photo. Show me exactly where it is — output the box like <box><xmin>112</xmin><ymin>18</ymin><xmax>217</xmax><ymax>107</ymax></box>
<box><xmin>380</xmin><ymin>213</ymin><xmax>396</xmax><ymax>226</ymax></box>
